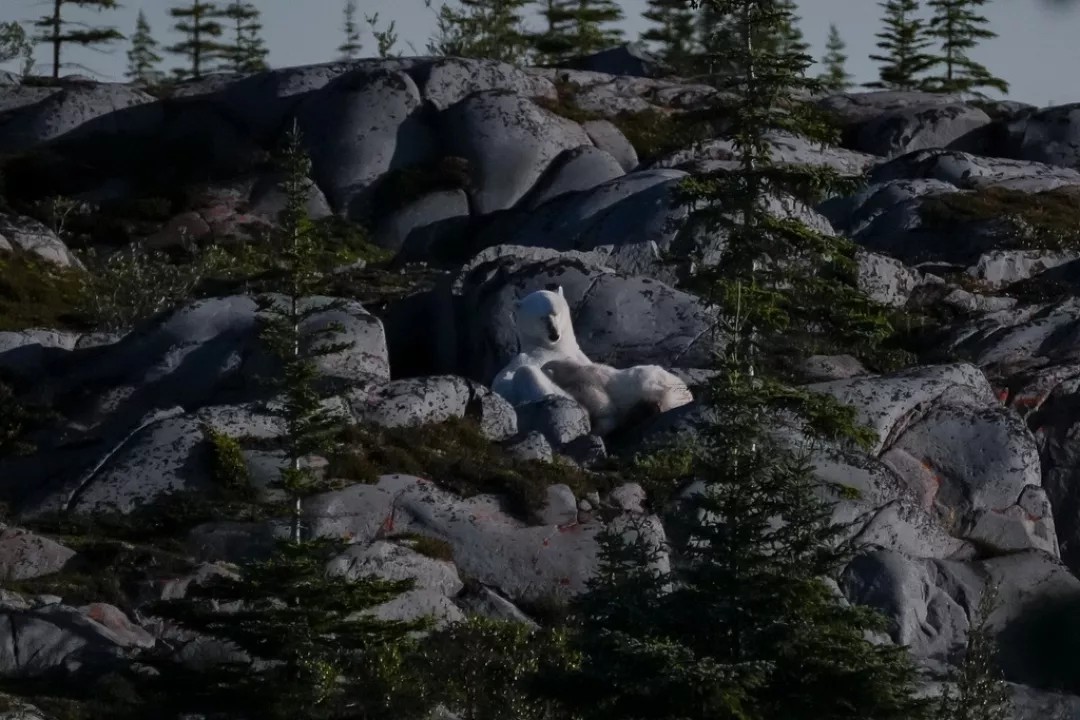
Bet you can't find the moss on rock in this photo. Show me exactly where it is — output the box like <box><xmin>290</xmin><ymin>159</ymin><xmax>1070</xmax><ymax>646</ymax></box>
<box><xmin>0</xmin><ymin>250</ymin><xmax>88</xmax><ymax>331</ymax></box>
<box><xmin>920</xmin><ymin>186</ymin><xmax>1080</xmax><ymax>251</ymax></box>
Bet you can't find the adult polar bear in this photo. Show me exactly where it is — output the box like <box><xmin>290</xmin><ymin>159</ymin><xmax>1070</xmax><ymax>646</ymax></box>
<box><xmin>491</xmin><ymin>287</ymin><xmax>693</xmax><ymax>435</ymax></box>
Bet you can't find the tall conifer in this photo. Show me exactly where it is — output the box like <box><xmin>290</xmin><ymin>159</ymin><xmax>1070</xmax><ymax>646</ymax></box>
<box><xmin>126</xmin><ymin>10</ymin><xmax>163</xmax><ymax>84</ymax></box>
<box><xmin>533</xmin><ymin>0</ymin><xmax>625</xmax><ymax>63</ymax></box>
<box><xmin>642</xmin><ymin>0</ymin><xmax>699</xmax><ymax>72</ymax></box>
<box><xmin>925</xmin><ymin>0</ymin><xmax>1008</xmax><ymax>96</ymax></box>
<box><xmin>866</xmin><ymin>0</ymin><xmax>935</xmax><ymax>91</ymax></box>
<box><xmin>167</xmin><ymin>0</ymin><xmax>227</xmax><ymax>80</ymax></box>
<box><xmin>33</xmin><ymin>0</ymin><xmax>124</xmax><ymax>79</ymax></box>
<box><xmin>425</xmin><ymin>0</ymin><xmax>532</xmax><ymax>64</ymax></box>
<box><xmin>221</xmin><ymin>0</ymin><xmax>268</xmax><ymax>73</ymax></box>
<box><xmin>338</xmin><ymin>0</ymin><xmax>363</xmax><ymax>60</ymax></box>
<box><xmin>819</xmin><ymin>23</ymin><xmax>853</xmax><ymax>92</ymax></box>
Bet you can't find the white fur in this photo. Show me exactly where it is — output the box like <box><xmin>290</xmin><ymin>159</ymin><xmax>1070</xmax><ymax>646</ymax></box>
<box><xmin>491</xmin><ymin>287</ymin><xmax>592</xmax><ymax>406</ymax></box>
<box><xmin>541</xmin><ymin>359</ymin><xmax>694</xmax><ymax>436</ymax></box>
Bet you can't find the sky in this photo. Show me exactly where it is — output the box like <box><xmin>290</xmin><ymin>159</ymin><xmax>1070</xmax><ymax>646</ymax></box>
<box><xmin>1</xmin><ymin>0</ymin><xmax>1078</xmax><ymax>107</ymax></box>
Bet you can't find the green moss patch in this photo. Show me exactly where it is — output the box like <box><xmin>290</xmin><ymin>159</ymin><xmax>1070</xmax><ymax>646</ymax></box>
<box><xmin>920</xmin><ymin>186</ymin><xmax>1080</xmax><ymax>251</ymax></box>
<box><xmin>0</xmin><ymin>250</ymin><xmax>89</xmax><ymax>331</ymax></box>
<box><xmin>390</xmin><ymin>532</ymin><xmax>455</xmax><ymax>562</ymax></box>
<box><xmin>327</xmin><ymin>417</ymin><xmax>615</xmax><ymax>519</ymax></box>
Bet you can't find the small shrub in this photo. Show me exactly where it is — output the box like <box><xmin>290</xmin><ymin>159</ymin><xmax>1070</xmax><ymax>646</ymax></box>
<box><xmin>390</xmin><ymin>532</ymin><xmax>455</xmax><ymax>562</ymax></box>
<box><xmin>202</xmin><ymin>424</ymin><xmax>253</xmax><ymax>494</ymax></box>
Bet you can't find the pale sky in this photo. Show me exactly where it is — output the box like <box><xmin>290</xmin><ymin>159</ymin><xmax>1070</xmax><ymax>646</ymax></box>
<box><xmin>1</xmin><ymin>1</ymin><xmax>1078</xmax><ymax>107</ymax></box>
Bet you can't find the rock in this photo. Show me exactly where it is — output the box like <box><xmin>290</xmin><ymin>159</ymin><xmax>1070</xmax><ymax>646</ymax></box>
<box><xmin>145</xmin><ymin>210</ymin><xmax>212</xmax><ymax>250</ymax></box>
<box><xmin>945</xmin><ymin>297</ymin><xmax>1080</xmax><ymax>376</ymax></box>
<box><xmin>503</xmin><ymin>431</ymin><xmax>554</xmax><ymax>463</ymax></box>
<box><xmin>515</xmin><ymin>396</ymin><xmax>591</xmax><ymax>446</ymax></box>
<box><xmin>870</xmin><ymin>148</ymin><xmax>1080</xmax><ymax>193</ymax></box>
<box><xmin>1006</xmin><ymin>683</ymin><xmax>1080</xmax><ymax>719</ymax></box>
<box><xmin>407</xmin><ymin>57</ymin><xmax>557</xmax><ymax>111</ymax></box>
<box><xmin>1002</xmin><ymin>103</ymin><xmax>1080</xmax><ymax>170</ymax></box>
<box><xmin>857</xmin><ymin>251</ymin><xmax>926</xmax><ymax>308</ymax></box>
<box><xmin>855</xmin><ymin>103</ymin><xmax>991</xmax><ymax>157</ymax></box>
<box><xmin>0</xmin><ymin>527</ymin><xmax>75</xmax><ymax>582</ymax></box>
<box><xmin>440</xmin><ymin>91</ymin><xmax>592</xmax><ymax>214</ymax></box>
<box><xmin>817</xmin><ymin>90</ymin><xmax>965</xmax><ymax>128</ymax></box>
<box><xmin>799</xmin><ymin>354</ymin><xmax>869</xmax><ymax>383</ymax></box>
<box><xmin>455</xmin><ymin>584</ymin><xmax>538</xmax><ymax>627</ymax></box>
<box><xmin>561</xmin><ymin>433</ymin><xmax>607</xmax><ymax>467</ymax></box>
<box><xmin>968</xmin><ymin>250</ymin><xmax>1079</xmax><ymax>290</ymax></box>
<box><xmin>327</xmin><ymin>540</ymin><xmax>465</xmax><ymax>627</ymax></box>
<box><xmin>538</xmin><ymin>484</ymin><xmax>578</xmax><ymax>526</ymax></box>
<box><xmin>0</xmin><ymin>598</ymin><xmax>153</xmax><ymax>678</ymax></box>
<box><xmin>155</xmin><ymin>562</ymin><xmax>238</xmax><ymax>601</ymax></box>
<box><xmin>656</xmin><ymin>131</ymin><xmax>879</xmax><ymax>177</ymax></box>
<box><xmin>442</xmin><ymin>246</ymin><xmax>721</xmax><ymax>383</ymax></box>
<box><xmin>608</xmin><ymin>483</ymin><xmax>647</xmax><ymax>513</ymax></box>
<box><xmin>374</xmin><ymin>189</ymin><xmax>470</xmax><ymax>259</ymax></box>
<box><xmin>0</xmin><ymin>214</ymin><xmax>82</xmax><ymax>269</ymax></box>
<box><xmin>582</xmin><ymin>119</ymin><xmax>639</xmax><ymax>171</ymax></box>
<box><xmin>557</xmin><ymin>42</ymin><xmax>670</xmax><ymax>79</ymax></box>
<box><xmin>0</xmin><ymin>83</ymin><xmax>158</xmax><ymax>153</ymax></box>
<box><xmin>297</xmin><ymin>69</ymin><xmax>436</xmax><ymax>218</ymax></box>
<box><xmin>347</xmin><ymin>375</ymin><xmax>517</xmax><ymax>441</ymax></box>
<box><xmin>0</xmin><ymin>329</ymin><xmax>81</xmax><ymax>378</ymax></box>
<box><xmin>520</xmin><ymin>146</ymin><xmax>626</xmax><ymax>209</ymax></box>
<box><xmin>474</xmin><ymin>169</ymin><xmax>689</xmax><ymax>279</ymax></box>
<box><xmin>248</xmin><ymin>171</ymin><xmax>333</xmax><ymax>221</ymax></box>
<box><xmin>186</xmin><ymin>521</ymin><xmax>282</xmax><ymax>563</ymax></box>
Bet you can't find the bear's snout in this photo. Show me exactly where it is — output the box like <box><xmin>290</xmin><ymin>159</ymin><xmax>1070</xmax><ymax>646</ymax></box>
<box><xmin>546</xmin><ymin>316</ymin><xmax>560</xmax><ymax>343</ymax></box>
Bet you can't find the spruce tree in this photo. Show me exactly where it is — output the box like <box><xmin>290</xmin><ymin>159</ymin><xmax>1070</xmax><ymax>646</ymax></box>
<box><xmin>126</xmin><ymin>10</ymin><xmax>164</xmax><ymax>84</ymax></box>
<box><xmin>338</xmin><ymin>0</ymin><xmax>363</xmax><ymax>60</ymax></box>
<box><xmin>866</xmin><ymin>0</ymin><xmax>936</xmax><ymax>91</ymax></box>
<box><xmin>935</xmin><ymin>587</ymin><xmax>1012</xmax><ymax>720</ymax></box>
<box><xmin>221</xmin><ymin>1</ymin><xmax>269</xmax><ymax>73</ymax></box>
<box><xmin>772</xmin><ymin>0</ymin><xmax>809</xmax><ymax>57</ymax></box>
<box><xmin>147</xmin><ymin>127</ymin><xmax>426</xmax><ymax>720</ymax></box>
<box><xmin>819</xmin><ymin>23</ymin><xmax>853</xmax><ymax>92</ymax></box>
<box><xmin>167</xmin><ymin>0</ymin><xmax>227</xmax><ymax>80</ymax></box>
<box><xmin>33</xmin><ymin>0</ymin><xmax>124</xmax><ymax>79</ymax></box>
<box><xmin>551</xmin><ymin>2</ymin><xmax>928</xmax><ymax>720</ymax></box>
<box><xmin>533</xmin><ymin>0</ymin><xmax>625</xmax><ymax>63</ymax></box>
<box><xmin>641</xmin><ymin>0</ymin><xmax>699</xmax><ymax>73</ymax></box>
<box><xmin>425</xmin><ymin>0</ymin><xmax>532</xmax><ymax>64</ymax></box>
<box><xmin>925</xmin><ymin>0</ymin><xmax>1008</xmax><ymax>96</ymax></box>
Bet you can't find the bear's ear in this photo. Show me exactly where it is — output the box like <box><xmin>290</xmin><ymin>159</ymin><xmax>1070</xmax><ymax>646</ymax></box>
<box><xmin>556</xmin><ymin>286</ymin><xmax>564</xmax><ymax>297</ymax></box>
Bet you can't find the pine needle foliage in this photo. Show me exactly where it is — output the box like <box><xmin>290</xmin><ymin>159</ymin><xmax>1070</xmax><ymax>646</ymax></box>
<box><xmin>819</xmin><ymin>23</ymin><xmax>853</xmax><ymax>92</ymax></box>
<box><xmin>338</xmin><ymin>0</ymin><xmax>363</xmax><ymax>60</ymax></box>
<box><xmin>424</xmin><ymin>0</ymin><xmax>532</xmax><ymax>65</ymax></box>
<box><xmin>924</xmin><ymin>0</ymin><xmax>1008</xmax><ymax>96</ymax></box>
<box><xmin>126</xmin><ymin>10</ymin><xmax>164</xmax><ymax>84</ymax></box>
<box><xmin>533</xmin><ymin>0</ymin><xmax>625</xmax><ymax>63</ymax></box>
<box><xmin>865</xmin><ymin>0</ymin><xmax>936</xmax><ymax>91</ymax></box>
<box><xmin>641</xmin><ymin>0</ymin><xmax>699</xmax><ymax>73</ymax></box>
<box><xmin>167</xmin><ymin>0</ymin><xmax>227</xmax><ymax>80</ymax></box>
<box><xmin>935</xmin><ymin>586</ymin><xmax>1012</xmax><ymax>720</ymax></box>
<box><xmin>33</xmin><ymin>0</ymin><xmax>124</xmax><ymax>79</ymax></box>
<box><xmin>551</xmin><ymin>4</ymin><xmax>929</xmax><ymax>720</ymax></box>
<box><xmin>221</xmin><ymin>0</ymin><xmax>269</xmax><ymax>73</ymax></box>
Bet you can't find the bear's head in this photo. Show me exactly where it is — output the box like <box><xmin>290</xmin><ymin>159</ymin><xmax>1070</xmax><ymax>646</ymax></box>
<box><xmin>514</xmin><ymin>286</ymin><xmax>576</xmax><ymax>350</ymax></box>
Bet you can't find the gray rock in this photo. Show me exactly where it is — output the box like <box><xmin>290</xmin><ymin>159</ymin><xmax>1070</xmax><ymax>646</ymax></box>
<box><xmin>582</xmin><ymin>119</ymin><xmax>639</xmax><ymax>171</ymax></box>
<box><xmin>608</xmin><ymin>483</ymin><xmax>647</xmax><ymax>513</ymax></box>
<box><xmin>503</xmin><ymin>431</ymin><xmax>554</xmax><ymax>463</ymax></box>
<box><xmin>945</xmin><ymin>297</ymin><xmax>1080</xmax><ymax>376</ymax></box>
<box><xmin>870</xmin><ymin>148</ymin><xmax>1080</xmax><ymax>193</ymax></box>
<box><xmin>558</xmin><ymin>42</ymin><xmax>670</xmax><ymax>79</ymax></box>
<box><xmin>474</xmin><ymin>169</ymin><xmax>689</xmax><ymax>278</ymax></box>
<box><xmin>656</xmin><ymin>131</ymin><xmax>879</xmax><ymax>177</ymax></box>
<box><xmin>374</xmin><ymin>189</ymin><xmax>470</xmax><ymax>258</ymax></box>
<box><xmin>407</xmin><ymin>57</ymin><xmax>557</xmax><ymax>111</ymax></box>
<box><xmin>561</xmin><ymin>433</ymin><xmax>607</xmax><ymax>467</ymax></box>
<box><xmin>857</xmin><ymin>251</ymin><xmax>926</xmax><ymax>308</ymax></box>
<box><xmin>0</xmin><ymin>214</ymin><xmax>83</xmax><ymax>269</ymax></box>
<box><xmin>440</xmin><ymin>90</ymin><xmax>592</xmax><ymax>214</ymax></box>
<box><xmin>855</xmin><ymin>104</ymin><xmax>991</xmax><ymax>157</ymax></box>
<box><xmin>968</xmin><ymin>250</ymin><xmax>1079</xmax><ymax>290</ymax></box>
<box><xmin>248</xmin><ymin>171</ymin><xmax>333</xmax><ymax>221</ymax></box>
<box><xmin>443</xmin><ymin>246</ymin><xmax>720</xmax><ymax>384</ymax></box>
<box><xmin>0</xmin><ymin>83</ymin><xmax>158</xmax><ymax>152</ymax></box>
<box><xmin>186</xmin><ymin>521</ymin><xmax>282</xmax><ymax>563</ymax></box>
<box><xmin>0</xmin><ymin>329</ymin><xmax>80</xmax><ymax>378</ymax></box>
<box><xmin>327</xmin><ymin>540</ymin><xmax>465</xmax><ymax>628</ymax></box>
<box><xmin>348</xmin><ymin>375</ymin><xmax>517</xmax><ymax>440</ymax></box>
<box><xmin>799</xmin><ymin>354</ymin><xmax>869</xmax><ymax>383</ymax></box>
<box><xmin>297</xmin><ymin>69</ymin><xmax>436</xmax><ymax>217</ymax></box>
<box><xmin>520</xmin><ymin>145</ymin><xmax>626</xmax><ymax>209</ymax></box>
<box><xmin>1006</xmin><ymin>683</ymin><xmax>1080</xmax><ymax>720</ymax></box>
<box><xmin>515</xmin><ymin>396</ymin><xmax>591</xmax><ymax>446</ymax></box>
<box><xmin>0</xmin><ymin>599</ymin><xmax>153</xmax><ymax>678</ymax></box>
<box><xmin>1002</xmin><ymin>102</ymin><xmax>1080</xmax><ymax>170</ymax></box>
<box><xmin>0</xmin><ymin>527</ymin><xmax>75</xmax><ymax>582</ymax></box>
<box><xmin>538</xmin><ymin>484</ymin><xmax>578</xmax><ymax>526</ymax></box>
<box><xmin>817</xmin><ymin>90</ymin><xmax>966</xmax><ymax>127</ymax></box>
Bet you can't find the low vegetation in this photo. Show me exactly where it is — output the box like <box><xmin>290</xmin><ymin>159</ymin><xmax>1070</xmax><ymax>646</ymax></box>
<box><xmin>920</xmin><ymin>186</ymin><xmax>1080</xmax><ymax>252</ymax></box>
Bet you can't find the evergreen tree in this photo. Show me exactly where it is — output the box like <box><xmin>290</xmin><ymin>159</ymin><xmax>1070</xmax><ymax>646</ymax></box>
<box><xmin>772</xmin><ymin>0</ymin><xmax>809</xmax><ymax>57</ymax></box>
<box><xmin>925</xmin><ymin>0</ymin><xmax>1008</xmax><ymax>96</ymax></box>
<box><xmin>33</xmin><ymin>0</ymin><xmax>124</xmax><ymax>79</ymax></box>
<box><xmin>694</xmin><ymin>3</ymin><xmax>740</xmax><ymax>78</ymax></box>
<box><xmin>147</xmin><ymin>127</ymin><xmax>427</xmax><ymax>720</ymax></box>
<box><xmin>935</xmin><ymin>587</ymin><xmax>1012</xmax><ymax>720</ymax></box>
<box><xmin>221</xmin><ymin>1</ymin><xmax>269</xmax><ymax>73</ymax></box>
<box><xmin>0</xmin><ymin>22</ymin><xmax>34</xmax><ymax>76</ymax></box>
<box><xmin>533</xmin><ymin>0</ymin><xmax>625</xmax><ymax>63</ymax></box>
<box><xmin>167</xmin><ymin>0</ymin><xmax>227</xmax><ymax>80</ymax></box>
<box><xmin>819</xmin><ymin>23</ymin><xmax>853</xmax><ymax>92</ymax></box>
<box><xmin>641</xmin><ymin>0</ymin><xmax>699</xmax><ymax>73</ymax></box>
<box><xmin>338</xmin><ymin>0</ymin><xmax>363</xmax><ymax>60</ymax></box>
<box><xmin>550</xmin><ymin>2</ymin><xmax>929</xmax><ymax>720</ymax></box>
<box><xmin>126</xmin><ymin>10</ymin><xmax>164</xmax><ymax>84</ymax></box>
<box><xmin>866</xmin><ymin>0</ymin><xmax>936</xmax><ymax>91</ymax></box>
<box><xmin>424</xmin><ymin>0</ymin><xmax>532</xmax><ymax>64</ymax></box>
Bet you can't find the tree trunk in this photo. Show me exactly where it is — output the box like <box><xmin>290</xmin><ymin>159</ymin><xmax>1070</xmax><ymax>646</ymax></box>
<box><xmin>51</xmin><ymin>0</ymin><xmax>61</xmax><ymax>79</ymax></box>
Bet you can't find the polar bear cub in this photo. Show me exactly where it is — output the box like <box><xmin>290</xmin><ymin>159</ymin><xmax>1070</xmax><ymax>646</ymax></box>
<box><xmin>541</xmin><ymin>359</ymin><xmax>694</xmax><ymax>436</ymax></box>
<box><xmin>491</xmin><ymin>287</ymin><xmax>592</xmax><ymax>407</ymax></box>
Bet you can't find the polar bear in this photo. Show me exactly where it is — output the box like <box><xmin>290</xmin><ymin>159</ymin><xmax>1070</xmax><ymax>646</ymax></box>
<box><xmin>541</xmin><ymin>359</ymin><xmax>694</xmax><ymax>436</ymax></box>
<box><xmin>491</xmin><ymin>287</ymin><xmax>592</xmax><ymax>406</ymax></box>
